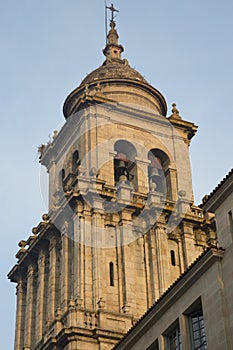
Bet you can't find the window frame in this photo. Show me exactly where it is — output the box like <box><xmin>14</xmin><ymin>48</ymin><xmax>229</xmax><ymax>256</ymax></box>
<box><xmin>184</xmin><ymin>298</ymin><xmax>207</xmax><ymax>350</ymax></box>
<box><xmin>189</xmin><ymin>310</ymin><xmax>207</xmax><ymax>350</ymax></box>
<box><xmin>163</xmin><ymin>319</ymin><xmax>182</xmax><ymax>350</ymax></box>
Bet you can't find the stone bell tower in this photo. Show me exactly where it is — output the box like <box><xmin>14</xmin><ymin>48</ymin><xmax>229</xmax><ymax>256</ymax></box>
<box><xmin>8</xmin><ymin>9</ymin><xmax>216</xmax><ymax>350</ymax></box>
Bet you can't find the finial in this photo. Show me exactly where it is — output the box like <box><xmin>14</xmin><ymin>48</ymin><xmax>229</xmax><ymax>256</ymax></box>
<box><xmin>18</xmin><ymin>240</ymin><xmax>27</xmax><ymax>249</ymax></box>
<box><xmin>106</xmin><ymin>3</ymin><xmax>119</xmax><ymax>22</ymax></box>
<box><xmin>171</xmin><ymin>103</ymin><xmax>182</xmax><ymax>119</ymax></box>
<box><xmin>53</xmin><ymin>130</ymin><xmax>58</xmax><ymax>140</ymax></box>
<box><xmin>42</xmin><ymin>213</ymin><xmax>50</xmax><ymax>222</ymax></box>
<box><xmin>172</xmin><ymin>103</ymin><xmax>179</xmax><ymax>115</ymax></box>
<box><xmin>103</xmin><ymin>4</ymin><xmax>124</xmax><ymax>63</ymax></box>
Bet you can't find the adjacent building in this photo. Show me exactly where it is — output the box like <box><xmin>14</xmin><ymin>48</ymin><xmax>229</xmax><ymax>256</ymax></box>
<box><xmin>113</xmin><ymin>169</ymin><xmax>233</xmax><ymax>350</ymax></box>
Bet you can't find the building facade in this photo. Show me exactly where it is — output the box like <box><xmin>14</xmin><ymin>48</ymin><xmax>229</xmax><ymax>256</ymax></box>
<box><xmin>8</xmin><ymin>15</ymin><xmax>217</xmax><ymax>350</ymax></box>
<box><xmin>113</xmin><ymin>169</ymin><xmax>233</xmax><ymax>350</ymax></box>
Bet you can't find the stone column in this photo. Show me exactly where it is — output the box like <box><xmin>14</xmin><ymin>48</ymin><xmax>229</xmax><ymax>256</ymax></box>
<box><xmin>60</xmin><ymin>223</ymin><xmax>69</xmax><ymax>311</ymax></box>
<box><xmin>79</xmin><ymin>216</ymin><xmax>85</xmax><ymax>306</ymax></box>
<box><xmin>73</xmin><ymin>214</ymin><xmax>79</xmax><ymax>301</ymax></box>
<box><xmin>48</xmin><ymin>160</ymin><xmax>57</xmax><ymax>211</ymax></box>
<box><xmin>14</xmin><ymin>278</ymin><xmax>26</xmax><ymax>350</ymax></box>
<box><xmin>135</xmin><ymin>235</ymin><xmax>148</xmax><ymax>315</ymax></box>
<box><xmin>177</xmin><ymin>238</ymin><xmax>185</xmax><ymax>274</ymax></box>
<box><xmin>47</xmin><ymin>236</ymin><xmax>59</xmax><ymax>324</ymax></box>
<box><xmin>154</xmin><ymin>219</ymin><xmax>170</xmax><ymax>295</ymax></box>
<box><xmin>24</xmin><ymin>264</ymin><xmax>36</xmax><ymax>350</ymax></box>
<box><xmin>135</xmin><ymin>158</ymin><xmax>150</xmax><ymax>194</ymax></box>
<box><xmin>82</xmin><ymin>208</ymin><xmax>93</xmax><ymax>310</ymax></box>
<box><xmin>91</xmin><ymin>205</ymin><xmax>105</xmax><ymax>309</ymax></box>
<box><xmin>146</xmin><ymin>229</ymin><xmax>158</xmax><ymax>303</ymax></box>
<box><xmin>116</xmin><ymin>226</ymin><xmax>124</xmax><ymax>313</ymax></box>
<box><xmin>166</xmin><ymin>166</ymin><xmax>178</xmax><ymax>202</ymax></box>
<box><xmin>73</xmin><ymin>211</ymin><xmax>85</xmax><ymax>305</ymax></box>
<box><xmin>143</xmin><ymin>233</ymin><xmax>153</xmax><ymax>307</ymax></box>
<box><xmin>119</xmin><ymin>209</ymin><xmax>136</xmax><ymax>314</ymax></box>
<box><xmin>181</xmin><ymin>221</ymin><xmax>196</xmax><ymax>269</ymax></box>
<box><xmin>35</xmin><ymin>250</ymin><xmax>46</xmax><ymax>344</ymax></box>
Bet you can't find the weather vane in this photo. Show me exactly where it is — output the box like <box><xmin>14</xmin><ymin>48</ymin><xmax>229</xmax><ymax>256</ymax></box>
<box><xmin>106</xmin><ymin>3</ymin><xmax>119</xmax><ymax>22</ymax></box>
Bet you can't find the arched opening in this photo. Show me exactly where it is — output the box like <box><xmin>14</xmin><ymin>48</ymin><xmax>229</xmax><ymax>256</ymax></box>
<box><xmin>114</xmin><ymin>140</ymin><xmax>137</xmax><ymax>190</ymax></box>
<box><xmin>109</xmin><ymin>262</ymin><xmax>114</xmax><ymax>286</ymax></box>
<box><xmin>170</xmin><ymin>250</ymin><xmax>176</xmax><ymax>266</ymax></box>
<box><xmin>148</xmin><ymin>149</ymin><xmax>172</xmax><ymax>198</ymax></box>
<box><xmin>148</xmin><ymin>149</ymin><xmax>169</xmax><ymax>193</ymax></box>
<box><xmin>60</xmin><ymin>169</ymin><xmax>66</xmax><ymax>191</ymax></box>
<box><xmin>72</xmin><ymin>150</ymin><xmax>80</xmax><ymax>175</ymax></box>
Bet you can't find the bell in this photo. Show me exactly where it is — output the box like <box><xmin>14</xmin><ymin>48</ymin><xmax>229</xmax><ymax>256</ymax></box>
<box><xmin>118</xmin><ymin>160</ymin><xmax>126</xmax><ymax>168</ymax></box>
<box><xmin>149</xmin><ymin>166</ymin><xmax>163</xmax><ymax>192</ymax></box>
<box><xmin>150</xmin><ymin>166</ymin><xmax>160</xmax><ymax>177</ymax></box>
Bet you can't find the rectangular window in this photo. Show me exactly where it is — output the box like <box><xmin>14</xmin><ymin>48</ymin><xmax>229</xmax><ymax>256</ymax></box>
<box><xmin>146</xmin><ymin>339</ymin><xmax>159</xmax><ymax>350</ymax></box>
<box><xmin>164</xmin><ymin>320</ymin><xmax>182</xmax><ymax>350</ymax></box>
<box><xmin>167</xmin><ymin>327</ymin><xmax>182</xmax><ymax>350</ymax></box>
<box><xmin>189</xmin><ymin>310</ymin><xmax>207</xmax><ymax>350</ymax></box>
<box><xmin>228</xmin><ymin>210</ymin><xmax>233</xmax><ymax>236</ymax></box>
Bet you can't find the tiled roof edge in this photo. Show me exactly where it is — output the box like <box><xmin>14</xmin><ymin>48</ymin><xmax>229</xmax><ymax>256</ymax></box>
<box><xmin>200</xmin><ymin>168</ymin><xmax>233</xmax><ymax>208</ymax></box>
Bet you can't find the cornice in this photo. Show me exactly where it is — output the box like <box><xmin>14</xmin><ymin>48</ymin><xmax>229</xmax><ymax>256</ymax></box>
<box><xmin>63</xmin><ymin>79</ymin><xmax>167</xmax><ymax>119</ymax></box>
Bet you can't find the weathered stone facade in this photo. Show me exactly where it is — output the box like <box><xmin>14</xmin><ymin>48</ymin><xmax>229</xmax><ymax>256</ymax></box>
<box><xmin>113</xmin><ymin>170</ymin><xmax>233</xmax><ymax>350</ymax></box>
<box><xmin>8</xmin><ymin>17</ymin><xmax>216</xmax><ymax>350</ymax></box>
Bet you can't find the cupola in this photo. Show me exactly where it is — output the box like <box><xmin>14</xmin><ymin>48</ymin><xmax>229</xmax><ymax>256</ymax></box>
<box><xmin>63</xmin><ymin>9</ymin><xmax>167</xmax><ymax>118</ymax></box>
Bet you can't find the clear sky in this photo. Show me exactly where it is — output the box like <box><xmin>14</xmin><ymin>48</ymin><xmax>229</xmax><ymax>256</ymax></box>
<box><xmin>1</xmin><ymin>1</ymin><xmax>232</xmax><ymax>348</ymax></box>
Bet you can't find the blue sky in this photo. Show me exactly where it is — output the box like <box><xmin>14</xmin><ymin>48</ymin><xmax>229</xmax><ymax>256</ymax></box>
<box><xmin>1</xmin><ymin>1</ymin><xmax>233</xmax><ymax>348</ymax></box>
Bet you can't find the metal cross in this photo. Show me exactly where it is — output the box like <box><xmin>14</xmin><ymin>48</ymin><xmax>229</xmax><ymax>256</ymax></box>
<box><xmin>106</xmin><ymin>3</ymin><xmax>119</xmax><ymax>22</ymax></box>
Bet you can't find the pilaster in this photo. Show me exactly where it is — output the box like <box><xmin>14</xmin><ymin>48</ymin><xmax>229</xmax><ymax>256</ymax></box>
<box><xmin>47</xmin><ymin>236</ymin><xmax>60</xmax><ymax>324</ymax></box>
<box><xmin>24</xmin><ymin>264</ymin><xmax>36</xmax><ymax>350</ymax></box>
<box><xmin>166</xmin><ymin>166</ymin><xmax>178</xmax><ymax>202</ymax></box>
<box><xmin>60</xmin><ymin>223</ymin><xmax>69</xmax><ymax>311</ymax></box>
<box><xmin>146</xmin><ymin>229</ymin><xmax>158</xmax><ymax>303</ymax></box>
<box><xmin>14</xmin><ymin>278</ymin><xmax>26</xmax><ymax>350</ymax></box>
<box><xmin>73</xmin><ymin>209</ymin><xmax>85</xmax><ymax>306</ymax></box>
<box><xmin>35</xmin><ymin>250</ymin><xmax>46</xmax><ymax>344</ymax></box>
<box><xmin>135</xmin><ymin>158</ymin><xmax>150</xmax><ymax>194</ymax></box>
<box><xmin>119</xmin><ymin>209</ymin><xmax>135</xmax><ymax>314</ymax></box>
<box><xmin>82</xmin><ymin>207</ymin><xmax>93</xmax><ymax>310</ymax></box>
<box><xmin>91</xmin><ymin>197</ymin><xmax>105</xmax><ymax>309</ymax></box>
<box><xmin>180</xmin><ymin>221</ymin><xmax>196</xmax><ymax>269</ymax></box>
<box><xmin>154</xmin><ymin>217</ymin><xmax>170</xmax><ymax>294</ymax></box>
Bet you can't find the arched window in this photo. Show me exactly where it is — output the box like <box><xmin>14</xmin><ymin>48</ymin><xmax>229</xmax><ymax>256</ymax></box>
<box><xmin>72</xmin><ymin>150</ymin><xmax>80</xmax><ymax>174</ymax></box>
<box><xmin>60</xmin><ymin>169</ymin><xmax>66</xmax><ymax>191</ymax></box>
<box><xmin>109</xmin><ymin>262</ymin><xmax>114</xmax><ymax>286</ymax></box>
<box><xmin>170</xmin><ymin>250</ymin><xmax>176</xmax><ymax>266</ymax></box>
<box><xmin>148</xmin><ymin>149</ymin><xmax>170</xmax><ymax>197</ymax></box>
<box><xmin>114</xmin><ymin>140</ymin><xmax>137</xmax><ymax>190</ymax></box>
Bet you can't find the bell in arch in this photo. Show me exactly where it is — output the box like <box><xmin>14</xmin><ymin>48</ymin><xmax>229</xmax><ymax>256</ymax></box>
<box><xmin>114</xmin><ymin>152</ymin><xmax>129</xmax><ymax>182</ymax></box>
<box><xmin>148</xmin><ymin>154</ymin><xmax>163</xmax><ymax>192</ymax></box>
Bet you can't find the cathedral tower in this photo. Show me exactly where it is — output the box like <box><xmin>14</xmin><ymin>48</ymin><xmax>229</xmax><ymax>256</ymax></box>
<box><xmin>8</xmin><ymin>9</ymin><xmax>216</xmax><ymax>350</ymax></box>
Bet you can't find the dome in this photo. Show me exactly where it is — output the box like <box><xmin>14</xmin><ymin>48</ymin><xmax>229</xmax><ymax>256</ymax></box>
<box><xmin>63</xmin><ymin>20</ymin><xmax>167</xmax><ymax>119</ymax></box>
<box><xmin>81</xmin><ymin>61</ymin><xmax>148</xmax><ymax>86</ymax></box>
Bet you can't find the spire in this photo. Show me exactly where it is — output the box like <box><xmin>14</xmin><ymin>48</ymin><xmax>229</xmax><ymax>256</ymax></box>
<box><xmin>103</xmin><ymin>4</ymin><xmax>124</xmax><ymax>64</ymax></box>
